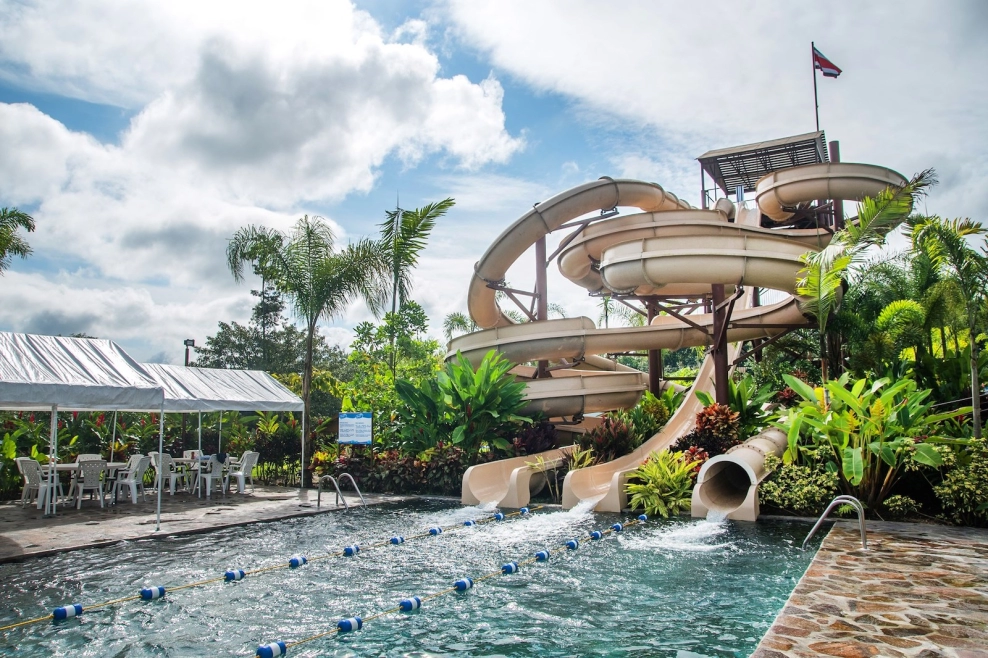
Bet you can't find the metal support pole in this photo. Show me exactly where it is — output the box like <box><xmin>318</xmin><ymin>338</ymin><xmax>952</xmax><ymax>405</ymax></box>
<box><xmin>829</xmin><ymin>140</ymin><xmax>844</xmax><ymax>230</ymax></box>
<box><xmin>535</xmin><ymin>235</ymin><xmax>549</xmax><ymax>379</ymax></box>
<box><xmin>646</xmin><ymin>300</ymin><xmax>662</xmax><ymax>396</ymax></box>
<box><xmin>155</xmin><ymin>407</ymin><xmax>164</xmax><ymax>532</ymax></box>
<box><xmin>711</xmin><ymin>284</ymin><xmax>730</xmax><ymax>405</ymax></box>
<box><xmin>45</xmin><ymin>406</ymin><xmax>57</xmax><ymax>517</ymax></box>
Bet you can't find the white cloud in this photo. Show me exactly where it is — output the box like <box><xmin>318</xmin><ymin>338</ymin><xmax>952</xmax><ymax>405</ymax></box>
<box><xmin>0</xmin><ymin>2</ymin><xmax>524</xmax><ymax>360</ymax></box>
<box><xmin>444</xmin><ymin>0</ymin><xmax>988</xmax><ymax>218</ymax></box>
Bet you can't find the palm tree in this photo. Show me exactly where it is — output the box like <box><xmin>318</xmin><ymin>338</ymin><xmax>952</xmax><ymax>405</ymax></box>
<box><xmin>908</xmin><ymin>216</ymin><xmax>988</xmax><ymax>438</ymax></box>
<box><xmin>0</xmin><ymin>208</ymin><xmax>36</xmax><ymax>274</ymax></box>
<box><xmin>379</xmin><ymin>197</ymin><xmax>455</xmax><ymax>317</ymax></box>
<box><xmin>796</xmin><ymin>169</ymin><xmax>935</xmax><ymax>383</ymax></box>
<box><xmin>443</xmin><ymin>311</ymin><xmax>477</xmax><ymax>342</ymax></box>
<box><xmin>227</xmin><ymin>216</ymin><xmax>390</xmax><ymax>478</ymax></box>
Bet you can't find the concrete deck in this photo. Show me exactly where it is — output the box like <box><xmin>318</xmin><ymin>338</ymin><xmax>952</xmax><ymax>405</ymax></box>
<box><xmin>754</xmin><ymin>520</ymin><xmax>988</xmax><ymax>658</ymax></box>
<box><xmin>0</xmin><ymin>487</ymin><xmax>407</xmax><ymax>563</ymax></box>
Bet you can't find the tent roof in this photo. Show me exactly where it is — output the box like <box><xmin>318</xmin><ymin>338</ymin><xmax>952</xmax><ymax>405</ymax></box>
<box><xmin>0</xmin><ymin>332</ymin><xmax>165</xmax><ymax>411</ymax></box>
<box><xmin>139</xmin><ymin>363</ymin><xmax>304</xmax><ymax>412</ymax></box>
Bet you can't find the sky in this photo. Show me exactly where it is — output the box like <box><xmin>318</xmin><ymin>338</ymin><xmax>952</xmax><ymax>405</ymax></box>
<box><xmin>0</xmin><ymin>1</ymin><xmax>985</xmax><ymax>363</ymax></box>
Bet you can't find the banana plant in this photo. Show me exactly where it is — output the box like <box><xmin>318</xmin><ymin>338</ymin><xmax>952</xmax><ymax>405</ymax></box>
<box><xmin>776</xmin><ymin>373</ymin><xmax>969</xmax><ymax>508</ymax></box>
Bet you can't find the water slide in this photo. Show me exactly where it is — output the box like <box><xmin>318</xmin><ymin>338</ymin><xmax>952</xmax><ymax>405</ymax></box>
<box><xmin>456</xmin><ymin>164</ymin><xmax>906</xmax><ymax>514</ymax></box>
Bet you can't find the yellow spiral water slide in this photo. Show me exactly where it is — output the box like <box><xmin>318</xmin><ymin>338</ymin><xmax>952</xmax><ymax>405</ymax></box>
<box><xmin>453</xmin><ymin>163</ymin><xmax>906</xmax><ymax>516</ymax></box>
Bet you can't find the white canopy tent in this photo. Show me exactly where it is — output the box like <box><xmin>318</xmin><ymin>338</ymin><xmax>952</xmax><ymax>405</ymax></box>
<box><xmin>0</xmin><ymin>332</ymin><xmax>166</xmax><ymax>518</ymax></box>
<box><xmin>138</xmin><ymin>364</ymin><xmax>305</xmax><ymax>523</ymax></box>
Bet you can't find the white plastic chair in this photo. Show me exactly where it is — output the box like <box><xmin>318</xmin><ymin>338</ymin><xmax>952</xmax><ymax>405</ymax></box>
<box><xmin>155</xmin><ymin>453</ymin><xmax>185</xmax><ymax>495</ymax></box>
<box><xmin>68</xmin><ymin>454</ymin><xmax>103</xmax><ymax>499</ymax></box>
<box><xmin>74</xmin><ymin>459</ymin><xmax>107</xmax><ymax>509</ymax></box>
<box><xmin>226</xmin><ymin>451</ymin><xmax>259</xmax><ymax>494</ymax></box>
<box><xmin>16</xmin><ymin>458</ymin><xmax>43</xmax><ymax>506</ymax></box>
<box><xmin>113</xmin><ymin>456</ymin><xmax>151</xmax><ymax>504</ymax></box>
<box><xmin>197</xmin><ymin>455</ymin><xmax>226</xmax><ymax>499</ymax></box>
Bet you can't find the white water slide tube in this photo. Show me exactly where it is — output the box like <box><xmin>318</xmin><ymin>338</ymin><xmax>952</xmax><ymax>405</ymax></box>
<box><xmin>456</xmin><ymin>163</ymin><xmax>907</xmax><ymax>517</ymax></box>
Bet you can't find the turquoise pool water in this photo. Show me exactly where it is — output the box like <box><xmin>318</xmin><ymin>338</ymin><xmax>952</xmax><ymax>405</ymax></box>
<box><xmin>0</xmin><ymin>500</ymin><xmax>814</xmax><ymax>657</ymax></box>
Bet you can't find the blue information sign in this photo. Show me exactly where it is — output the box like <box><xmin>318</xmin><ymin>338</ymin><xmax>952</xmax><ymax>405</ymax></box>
<box><xmin>338</xmin><ymin>412</ymin><xmax>372</xmax><ymax>445</ymax></box>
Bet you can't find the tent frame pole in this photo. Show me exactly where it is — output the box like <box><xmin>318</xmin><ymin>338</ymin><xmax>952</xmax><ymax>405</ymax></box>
<box><xmin>109</xmin><ymin>410</ymin><xmax>118</xmax><ymax>463</ymax></box>
<box><xmin>45</xmin><ymin>405</ymin><xmax>58</xmax><ymax>517</ymax></box>
<box><xmin>155</xmin><ymin>407</ymin><xmax>164</xmax><ymax>531</ymax></box>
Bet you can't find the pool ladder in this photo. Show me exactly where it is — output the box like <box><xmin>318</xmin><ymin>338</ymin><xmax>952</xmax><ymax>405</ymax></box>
<box><xmin>316</xmin><ymin>473</ymin><xmax>366</xmax><ymax>510</ymax></box>
<box><xmin>802</xmin><ymin>495</ymin><xmax>868</xmax><ymax>550</ymax></box>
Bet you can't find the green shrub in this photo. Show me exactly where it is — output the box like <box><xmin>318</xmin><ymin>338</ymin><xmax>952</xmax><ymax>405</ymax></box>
<box><xmin>614</xmin><ymin>391</ymin><xmax>670</xmax><ymax>446</ymax></box>
<box><xmin>758</xmin><ymin>454</ymin><xmax>839</xmax><ymax>516</ymax></box>
<box><xmin>626</xmin><ymin>450</ymin><xmax>696</xmax><ymax>518</ymax></box>
<box><xmin>934</xmin><ymin>437</ymin><xmax>988</xmax><ymax>526</ymax></box>
<box><xmin>675</xmin><ymin>403</ymin><xmax>740</xmax><ymax>456</ymax></box>
<box><xmin>395</xmin><ymin>350</ymin><xmax>531</xmax><ymax>457</ymax></box>
<box><xmin>882</xmin><ymin>494</ymin><xmax>919</xmax><ymax>520</ymax></box>
<box><xmin>697</xmin><ymin>374</ymin><xmax>775</xmax><ymax>438</ymax></box>
<box><xmin>578</xmin><ymin>416</ymin><xmax>635</xmax><ymax>462</ymax></box>
<box><xmin>513</xmin><ymin>420</ymin><xmax>557</xmax><ymax>456</ymax></box>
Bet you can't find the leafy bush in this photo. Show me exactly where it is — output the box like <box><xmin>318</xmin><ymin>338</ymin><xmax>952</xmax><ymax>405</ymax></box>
<box><xmin>675</xmin><ymin>403</ymin><xmax>740</xmax><ymax>456</ymax></box>
<box><xmin>578</xmin><ymin>416</ymin><xmax>636</xmax><ymax>462</ymax></box>
<box><xmin>758</xmin><ymin>455</ymin><xmax>840</xmax><ymax>516</ymax></box>
<box><xmin>776</xmin><ymin>373</ymin><xmax>962</xmax><ymax>509</ymax></box>
<box><xmin>697</xmin><ymin>374</ymin><xmax>775</xmax><ymax>438</ymax></box>
<box><xmin>626</xmin><ymin>450</ymin><xmax>696</xmax><ymax>518</ymax></box>
<box><xmin>882</xmin><ymin>494</ymin><xmax>920</xmax><ymax>520</ymax></box>
<box><xmin>330</xmin><ymin>443</ymin><xmax>494</xmax><ymax>496</ymax></box>
<box><xmin>934</xmin><ymin>437</ymin><xmax>988</xmax><ymax>526</ymax></box>
<box><xmin>513</xmin><ymin>420</ymin><xmax>558</xmax><ymax>456</ymax></box>
<box><xmin>395</xmin><ymin>350</ymin><xmax>532</xmax><ymax>457</ymax></box>
<box><xmin>613</xmin><ymin>391</ymin><xmax>670</xmax><ymax>446</ymax></box>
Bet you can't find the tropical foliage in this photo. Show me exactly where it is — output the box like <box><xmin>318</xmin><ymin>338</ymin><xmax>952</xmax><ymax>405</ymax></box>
<box><xmin>775</xmin><ymin>373</ymin><xmax>965</xmax><ymax>509</ymax></box>
<box><xmin>0</xmin><ymin>207</ymin><xmax>35</xmax><ymax>275</ymax></box>
<box><xmin>626</xmin><ymin>450</ymin><xmax>702</xmax><ymax>518</ymax></box>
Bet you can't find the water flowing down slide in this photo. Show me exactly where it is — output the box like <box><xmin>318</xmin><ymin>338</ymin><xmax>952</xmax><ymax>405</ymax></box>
<box><xmin>455</xmin><ymin>163</ymin><xmax>906</xmax><ymax>514</ymax></box>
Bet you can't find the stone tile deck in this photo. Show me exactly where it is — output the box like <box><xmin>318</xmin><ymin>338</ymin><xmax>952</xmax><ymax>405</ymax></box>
<box><xmin>0</xmin><ymin>487</ymin><xmax>407</xmax><ymax>562</ymax></box>
<box><xmin>753</xmin><ymin>520</ymin><xmax>988</xmax><ymax>658</ymax></box>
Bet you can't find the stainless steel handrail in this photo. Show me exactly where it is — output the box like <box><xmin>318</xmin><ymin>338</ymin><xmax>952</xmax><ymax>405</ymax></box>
<box><xmin>316</xmin><ymin>473</ymin><xmax>365</xmax><ymax>509</ymax></box>
<box><xmin>802</xmin><ymin>494</ymin><xmax>867</xmax><ymax>550</ymax></box>
<box><xmin>316</xmin><ymin>475</ymin><xmax>347</xmax><ymax>510</ymax></box>
<box><xmin>336</xmin><ymin>473</ymin><xmax>366</xmax><ymax>506</ymax></box>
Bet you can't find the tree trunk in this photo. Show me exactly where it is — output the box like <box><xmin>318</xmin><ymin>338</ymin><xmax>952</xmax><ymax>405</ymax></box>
<box><xmin>940</xmin><ymin>327</ymin><xmax>949</xmax><ymax>359</ymax></box>
<box><xmin>970</xmin><ymin>315</ymin><xmax>982</xmax><ymax>440</ymax></box>
<box><xmin>301</xmin><ymin>320</ymin><xmax>316</xmax><ymax>486</ymax></box>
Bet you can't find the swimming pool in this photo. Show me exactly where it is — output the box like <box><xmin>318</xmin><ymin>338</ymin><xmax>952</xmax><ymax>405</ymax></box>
<box><xmin>0</xmin><ymin>500</ymin><xmax>815</xmax><ymax>657</ymax></box>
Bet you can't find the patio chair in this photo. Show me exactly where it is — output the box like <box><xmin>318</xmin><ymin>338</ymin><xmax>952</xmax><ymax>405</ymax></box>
<box><xmin>74</xmin><ymin>459</ymin><xmax>107</xmax><ymax>509</ymax></box>
<box><xmin>16</xmin><ymin>457</ymin><xmax>64</xmax><ymax>506</ymax></box>
<box><xmin>68</xmin><ymin>454</ymin><xmax>103</xmax><ymax>499</ymax></box>
<box><xmin>226</xmin><ymin>451</ymin><xmax>259</xmax><ymax>494</ymax></box>
<box><xmin>113</xmin><ymin>456</ymin><xmax>151</xmax><ymax>504</ymax></box>
<box><xmin>197</xmin><ymin>455</ymin><xmax>226</xmax><ymax>499</ymax></box>
<box><xmin>155</xmin><ymin>453</ymin><xmax>186</xmax><ymax>495</ymax></box>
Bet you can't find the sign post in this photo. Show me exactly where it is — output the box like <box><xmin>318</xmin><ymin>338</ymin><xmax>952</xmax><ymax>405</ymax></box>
<box><xmin>338</xmin><ymin>412</ymin><xmax>373</xmax><ymax>445</ymax></box>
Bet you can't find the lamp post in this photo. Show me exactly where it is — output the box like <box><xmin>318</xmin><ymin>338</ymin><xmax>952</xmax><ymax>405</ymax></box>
<box><xmin>181</xmin><ymin>339</ymin><xmax>195</xmax><ymax>442</ymax></box>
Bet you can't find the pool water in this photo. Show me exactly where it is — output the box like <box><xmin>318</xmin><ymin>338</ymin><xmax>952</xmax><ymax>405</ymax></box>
<box><xmin>0</xmin><ymin>500</ymin><xmax>815</xmax><ymax>657</ymax></box>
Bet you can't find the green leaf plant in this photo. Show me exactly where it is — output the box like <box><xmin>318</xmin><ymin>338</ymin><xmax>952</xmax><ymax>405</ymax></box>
<box><xmin>775</xmin><ymin>372</ymin><xmax>969</xmax><ymax>509</ymax></box>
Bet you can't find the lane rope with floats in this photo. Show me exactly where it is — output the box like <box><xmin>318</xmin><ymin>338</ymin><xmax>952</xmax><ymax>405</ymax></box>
<box><xmin>0</xmin><ymin>506</ymin><xmax>540</xmax><ymax>634</ymax></box>
<box><xmin>253</xmin><ymin>514</ymin><xmax>649</xmax><ymax>658</ymax></box>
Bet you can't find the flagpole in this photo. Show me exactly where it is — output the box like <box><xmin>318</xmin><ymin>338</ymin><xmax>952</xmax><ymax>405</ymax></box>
<box><xmin>812</xmin><ymin>41</ymin><xmax>820</xmax><ymax>132</ymax></box>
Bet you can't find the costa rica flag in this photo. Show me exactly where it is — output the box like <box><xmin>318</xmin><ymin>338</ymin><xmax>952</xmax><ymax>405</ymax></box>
<box><xmin>813</xmin><ymin>46</ymin><xmax>842</xmax><ymax>78</ymax></box>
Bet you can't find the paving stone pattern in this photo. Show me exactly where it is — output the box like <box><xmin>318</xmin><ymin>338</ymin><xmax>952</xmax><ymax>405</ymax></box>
<box><xmin>753</xmin><ymin>521</ymin><xmax>988</xmax><ymax>658</ymax></box>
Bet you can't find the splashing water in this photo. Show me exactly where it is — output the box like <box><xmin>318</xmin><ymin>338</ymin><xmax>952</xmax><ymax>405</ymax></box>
<box><xmin>619</xmin><ymin>517</ymin><xmax>732</xmax><ymax>552</ymax></box>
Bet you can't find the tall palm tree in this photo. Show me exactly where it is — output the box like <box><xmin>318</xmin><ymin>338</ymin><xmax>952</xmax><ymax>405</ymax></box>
<box><xmin>0</xmin><ymin>207</ymin><xmax>36</xmax><ymax>274</ymax></box>
<box><xmin>227</xmin><ymin>216</ymin><xmax>390</xmax><ymax>477</ymax></box>
<box><xmin>796</xmin><ymin>169</ymin><xmax>935</xmax><ymax>383</ymax></box>
<box><xmin>908</xmin><ymin>216</ymin><xmax>988</xmax><ymax>438</ymax></box>
<box><xmin>443</xmin><ymin>311</ymin><xmax>477</xmax><ymax>342</ymax></box>
<box><xmin>379</xmin><ymin>197</ymin><xmax>455</xmax><ymax>317</ymax></box>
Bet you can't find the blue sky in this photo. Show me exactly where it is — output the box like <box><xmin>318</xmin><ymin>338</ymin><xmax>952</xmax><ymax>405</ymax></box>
<box><xmin>1</xmin><ymin>1</ymin><xmax>985</xmax><ymax>362</ymax></box>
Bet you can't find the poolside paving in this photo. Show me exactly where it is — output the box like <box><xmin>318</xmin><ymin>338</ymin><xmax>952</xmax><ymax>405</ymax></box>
<box><xmin>0</xmin><ymin>487</ymin><xmax>407</xmax><ymax>562</ymax></box>
<box><xmin>753</xmin><ymin>520</ymin><xmax>988</xmax><ymax>658</ymax></box>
